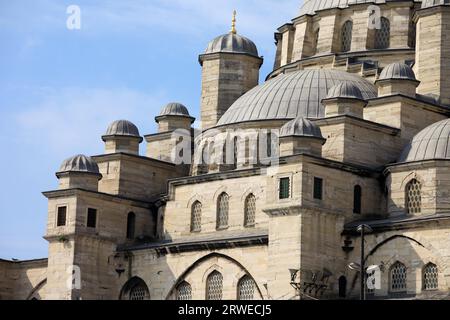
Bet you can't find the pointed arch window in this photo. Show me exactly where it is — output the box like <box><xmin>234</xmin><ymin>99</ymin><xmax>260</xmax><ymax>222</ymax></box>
<box><xmin>126</xmin><ymin>212</ymin><xmax>136</xmax><ymax>240</ymax></box>
<box><xmin>129</xmin><ymin>281</ymin><xmax>149</xmax><ymax>300</ymax></box>
<box><xmin>176</xmin><ymin>281</ymin><xmax>192</xmax><ymax>300</ymax></box>
<box><xmin>244</xmin><ymin>194</ymin><xmax>256</xmax><ymax>227</ymax></box>
<box><xmin>206</xmin><ymin>271</ymin><xmax>223</xmax><ymax>300</ymax></box>
<box><xmin>406</xmin><ymin>179</ymin><xmax>421</xmax><ymax>214</ymax></box>
<box><xmin>313</xmin><ymin>28</ymin><xmax>320</xmax><ymax>55</ymax></box>
<box><xmin>191</xmin><ymin>201</ymin><xmax>202</xmax><ymax>233</ymax></box>
<box><xmin>423</xmin><ymin>263</ymin><xmax>438</xmax><ymax>291</ymax></box>
<box><xmin>390</xmin><ymin>262</ymin><xmax>407</xmax><ymax>293</ymax></box>
<box><xmin>237</xmin><ymin>275</ymin><xmax>256</xmax><ymax>300</ymax></box>
<box><xmin>217</xmin><ymin>193</ymin><xmax>229</xmax><ymax>229</ymax></box>
<box><xmin>375</xmin><ymin>17</ymin><xmax>390</xmax><ymax>49</ymax></box>
<box><xmin>341</xmin><ymin>21</ymin><xmax>353</xmax><ymax>52</ymax></box>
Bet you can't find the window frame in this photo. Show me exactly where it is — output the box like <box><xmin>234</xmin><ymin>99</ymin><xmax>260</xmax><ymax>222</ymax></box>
<box><xmin>126</xmin><ymin>212</ymin><xmax>136</xmax><ymax>240</ymax></box>
<box><xmin>206</xmin><ymin>271</ymin><xmax>223</xmax><ymax>300</ymax></box>
<box><xmin>423</xmin><ymin>263</ymin><xmax>439</xmax><ymax>291</ymax></box>
<box><xmin>56</xmin><ymin>205</ymin><xmax>68</xmax><ymax>227</ymax></box>
<box><xmin>86</xmin><ymin>207</ymin><xmax>98</xmax><ymax>229</ymax></box>
<box><xmin>190</xmin><ymin>201</ymin><xmax>202</xmax><ymax>233</ymax></box>
<box><xmin>237</xmin><ymin>275</ymin><xmax>256</xmax><ymax>300</ymax></box>
<box><xmin>313</xmin><ymin>177</ymin><xmax>324</xmax><ymax>201</ymax></box>
<box><xmin>244</xmin><ymin>194</ymin><xmax>257</xmax><ymax>228</ymax></box>
<box><xmin>341</xmin><ymin>20</ymin><xmax>353</xmax><ymax>52</ymax></box>
<box><xmin>405</xmin><ymin>178</ymin><xmax>422</xmax><ymax>215</ymax></box>
<box><xmin>389</xmin><ymin>261</ymin><xmax>407</xmax><ymax>294</ymax></box>
<box><xmin>216</xmin><ymin>193</ymin><xmax>230</xmax><ymax>230</ymax></box>
<box><xmin>278</xmin><ymin>176</ymin><xmax>292</xmax><ymax>200</ymax></box>
<box><xmin>353</xmin><ymin>185</ymin><xmax>362</xmax><ymax>214</ymax></box>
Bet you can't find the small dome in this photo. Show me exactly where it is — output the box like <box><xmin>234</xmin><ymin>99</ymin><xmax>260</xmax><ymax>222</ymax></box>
<box><xmin>280</xmin><ymin>117</ymin><xmax>324</xmax><ymax>139</ymax></box>
<box><xmin>58</xmin><ymin>155</ymin><xmax>100</xmax><ymax>175</ymax></box>
<box><xmin>156</xmin><ymin>102</ymin><xmax>195</xmax><ymax>123</ymax></box>
<box><xmin>326</xmin><ymin>82</ymin><xmax>364</xmax><ymax>100</ymax></box>
<box><xmin>105</xmin><ymin>120</ymin><xmax>140</xmax><ymax>137</ymax></box>
<box><xmin>399</xmin><ymin>119</ymin><xmax>450</xmax><ymax>163</ymax></box>
<box><xmin>159</xmin><ymin>102</ymin><xmax>190</xmax><ymax>117</ymax></box>
<box><xmin>378</xmin><ymin>62</ymin><xmax>417</xmax><ymax>81</ymax></box>
<box><xmin>422</xmin><ymin>0</ymin><xmax>450</xmax><ymax>9</ymax></box>
<box><xmin>204</xmin><ymin>33</ymin><xmax>259</xmax><ymax>58</ymax></box>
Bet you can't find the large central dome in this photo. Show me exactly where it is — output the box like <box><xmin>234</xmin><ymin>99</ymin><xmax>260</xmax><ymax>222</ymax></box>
<box><xmin>216</xmin><ymin>69</ymin><xmax>377</xmax><ymax>126</ymax></box>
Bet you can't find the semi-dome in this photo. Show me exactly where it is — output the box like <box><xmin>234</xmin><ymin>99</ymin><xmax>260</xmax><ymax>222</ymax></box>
<box><xmin>216</xmin><ymin>69</ymin><xmax>377</xmax><ymax>126</ymax></box>
<box><xmin>326</xmin><ymin>82</ymin><xmax>364</xmax><ymax>100</ymax></box>
<box><xmin>378</xmin><ymin>62</ymin><xmax>417</xmax><ymax>81</ymax></box>
<box><xmin>58</xmin><ymin>155</ymin><xmax>100</xmax><ymax>175</ymax></box>
<box><xmin>105</xmin><ymin>120</ymin><xmax>140</xmax><ymax>137</ymax></box>
<box><xmin>280</xmin><ymin>117</ymin><xmax>324</xmax><ymax>139</ymax></box>
<box><xmin>156</xmin><ymin>102</ymin><xmax>195</xmax><ymax>123</ymax></box>
<box><xmin>422</xmin><ymin>0</ymin><xmax>450</xmax><ymax>9</ymax></box>
<box><xmin>204</xmin><ymin>33</ymin><xmax>259</xmax><ymax>58</ymax></box>
<box><xmin>299</xmin><ymin>0</ymin><xmax>392</xmax><ymax>16</ymax></box>
<box><xmin>399</xmin><ymin>119</ymin><xmax>450</xmax><ymax>163</ymax></box>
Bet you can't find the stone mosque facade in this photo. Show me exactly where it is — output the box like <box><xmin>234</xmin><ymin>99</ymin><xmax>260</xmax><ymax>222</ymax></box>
<box><xmin>3</xmin><ymin>0</ymin><xmax>450</xmax><ymax>300</ymax></box>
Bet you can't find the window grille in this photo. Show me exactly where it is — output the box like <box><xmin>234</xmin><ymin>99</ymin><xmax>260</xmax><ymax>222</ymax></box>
<box><xmin>390</xmin><ymin>262</ymin><xmax>407</xmax><ymax>293</ymax></box>
<box><xmin>423</xmin><ymin>263</ymin><xmax>438</xmax><ymax>291</ymax></box>
<box><xmin>177</xmin><ymin>282</ymin><xmax>192</xmax><ymax>300</ymax></box>
<box><xmin>244</xmin><ymin>194</ymin><xmax>256</xmax><ymax>227</ymax></box>
<box><xmin>341</xmin><ymin>21</ymin><xmax>353</xmax><ymax>52</ymax></box>
<box><xmin>130</xmin><ymin>284</ymin><xmax>149</xmax><ymax>300</ymax></box>
<box><xmin>206</xmin><ymin>271</ymin><xmax>223</xmax><ymax>300</ymax></box>
<box><xmin>238</xmin><ymin>276</ymin><xmax>256</xmax><ymax>300</ymax></box>
<box><xmin>375</xmin><ymin>17</ymin><xmax>390</xmax><ymax>49</ymax></box>
<box><xmin>279</xmin><ymin>178</ymin><xmax>290</xmax><ymax>200</ymax></box>
<box><xmin>406</xmin><ymin>179</ymin><xmax>421</xmax><ymax>214</ymax></box>
<box><xmin>191</xmin><ymin>201</ymin><xmax>202</xmax><ymax>232</ymax></box>
<box><xmin>57</xmin><ymin>206</ymin><xmax>67</xmax><ymax>227</ymax></box>
<box><xmin>217</xmin><ymin>193</ymin><xmax>229</xmax><ymax>229</ymax></box>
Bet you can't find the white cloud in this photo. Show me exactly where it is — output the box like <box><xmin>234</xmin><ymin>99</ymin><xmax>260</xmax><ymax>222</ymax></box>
<box><xmin>15</xmin><ymin>86</ymin><xmax>167</xmax><ymax>158</ymax></box>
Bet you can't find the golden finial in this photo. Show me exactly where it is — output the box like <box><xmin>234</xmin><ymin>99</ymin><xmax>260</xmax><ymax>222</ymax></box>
<box><xmin>231</xmin><ymin>10</ymin><xmax>237</xmax><ymax>34</ymax></box>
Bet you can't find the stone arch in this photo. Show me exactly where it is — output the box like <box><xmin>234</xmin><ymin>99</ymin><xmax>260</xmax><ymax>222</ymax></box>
<box><xmin>119</xmin><ymin>276</ymin><xmax>150</xmax><ymax>300</ymax></box>
<box><xmin>165</xmin><ymin>252</ymin><xmax>265</xmax><ymax>300</ymax></box>
<box><xmin>186</xmin><ymin>193</ymin><xmax>205</xmax><ymax>209</ymax></box>
<box><xmin>26</xmin><ymin>278</ymin><xmax>47</xmax><ymax>300</ymax></box>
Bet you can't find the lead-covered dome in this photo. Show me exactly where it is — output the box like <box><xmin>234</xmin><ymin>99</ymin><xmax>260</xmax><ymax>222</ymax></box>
<box><xmin>422</xmin><ymin>0</ymin><xmax>450</xmax><ymax>9</ymax></box>
<box><xmin>58</xmin><ymin>155</ymin><xmax>100</xmax><ymax>174</ymax></box>
<box><xmin>216</xmin><ymin>69</ymin><xmax>377</xmax><ymax>126</ymax></box>
<box><xmin>399</xmin><ymin>119</ymin><xmax>450</xmax><ymax>162</ymax></box>
<box><xmin>204</xmin><ymin>33</ymin><xmax>259</xmax><ymax>58</ymax></box>
<box><xmin>156</xmin><ymin>102</ymin><xmax>195</xmax><ymax>123</ymax></box>
<box><xmin>280</xmin><ymin>117</ymin><xmax>324</xmax><ymax>139</ymax></box>
<box><xmin>105</xmin><ymin>120</ymin><xmax>140</xmax><ymax>137</ymax></box>
<box><xmin>378</xmin><ymin>62</ymin><xmax>417</xmax><ymax>81</ymax></box>
<box><xmin>326</xmin><ymin>82</ymin><xmax>364</xmax><ymax>100</ymax></box>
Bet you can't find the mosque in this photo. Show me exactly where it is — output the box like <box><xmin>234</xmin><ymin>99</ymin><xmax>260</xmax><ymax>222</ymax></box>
<box><xmin>2</xmin><ymin>0</ymin><xmax>450</xmax><ymax>300</ymax></box>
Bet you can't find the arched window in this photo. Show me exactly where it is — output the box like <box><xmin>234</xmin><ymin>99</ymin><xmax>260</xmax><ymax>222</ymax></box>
<box><xmin>120</xmin><ymin>277</ymin><xmax>150</xmax><ymax>300</ymax></box>
<box><xmin>423</xmin><ymin>263</ymin><xmax>438</xmax><ymax>291</ymax></box>
<box><xmin>233</xmin><ymin>136</ymin><xmax>239</xmax><ymax>169</ymax></box>
<box><xmin>217</xmin><ymin>193</ymin><xmax>229</xmax><ymax>229</ymax></box>
<box><xmin>126</xmin><ymin>212</ymin><xmax>136</xmax><ymax>240</ymax></box>
<box><xmin>390</xmin><ymin>262</ymin><xmax>407</xmax><ymax>293</ymax></box>
<box><xmin>353</xmin><ymin>185</ymin><xmax>362</xmax><ymax>214</ymax></box>
<box><xmin>406</xmin><ymin>179</ymin><xmax>421</xmax><ymax>214</ymax></box>
<box><xmin>341</xmin><ymin>21</ymin><xmax>353</xmax><ymax>52</ymax></box>
<box><xmin>375</xmin><ymin>17</ymin><xmax>390</xmax><ymax>49</ymax></box>
<box><xmin>237</xmin><ymin>275</ymin><xmax>256</xmax><ymax>300</ymax></box>
<box><xmin>206</xmin><ymin>271</ymin><xmax>223</xmax><ymax>300</ymax></box>
<box><xmin>176</xmin><ymin>281</ymin><xmax>192</xmax><ymax>300</ymax></box>
<box><xmin>191</xmin><ymin>201</ymin><xmax>202</xmax><ymax>233</ymax></box>
<box><xmin>338</xmin><ymin>276</ymin><xmax>347</xmax><ymax>298</ymax></box>
<box><xmin>244</xmin><ymin>194</ymin><xmax>256</xmax><ymax>227</ymax></box>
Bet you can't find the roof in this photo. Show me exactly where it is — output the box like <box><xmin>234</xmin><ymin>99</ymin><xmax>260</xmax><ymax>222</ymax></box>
<box><xmin>326</xmin><ymin>82</ymin><xmax>364</xmax><ymax>100</ymax></box>
<box><xmin>421</xmin><ymin>0</ymin><xmax>450</xmax><ymax>8</ymax></box>
<box><xmin>299</xmin><ymin>0</ymin><xmax>413</xmax><ymax>16</ymax></box>
<box><xmin>399</xmin><ymin>118</ymin><xmax>450</xmax><ymax>162</ymax></box>
<box><xmin>216</xmin><ymin>69</ymin><xmax>377</xmax><ymax>126</ymax></box>
<box><xmin>58</xmin><ymin>154</ymin><xmax>100</xmax><ymax>175</ymax></box>
<box><xmin>105</xmin><ymin>120</ymin><xmax>141</xmax><ymax>138</ymax></box>
<box><xmin>204</xmin><ymin>32</ymin><xmax>259</xmax><ymax>58</ymax></box>
<box><xmin>378</xmin><ymin>62</ymin><xmax>417</xmax><ymax>81</ymax></box>
<box><xmin>280</xmin><ymin>116</ymin><xmax>325</xmax><ymax>139</ymax></box>
<box><xmin>156</xmin><ymin>102</ymin><xmax>195</xmax><ymax>123</ymax></box>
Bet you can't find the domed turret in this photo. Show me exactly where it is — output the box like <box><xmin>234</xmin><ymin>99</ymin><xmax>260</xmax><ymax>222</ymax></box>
<box><xmin>376</xmin><ymin>62</ymin><xmax>420</xmax><ymax>98</ymax></box>
<box><xmin>102</xmin><ymin>120</ymin><xmax>142</xmax><ymax>155</ymax></box>
<box><xmin>279</xmin><ymin>117</ymin><xmax>325</xmax><ymax>157</ymax></box>
<box><xmin>322</xmin><ymin>82</ymin><xmax>367</xmax><ymax>118</ymax></box>
<box><xmin>155</xmin><ymin>102</ymin><xmax>195</xmax><ymax>133</ymax></box>
<box><xmin>56</xmin><ymin>155</ymin><xmax>101</xmax><ymax>191</ymax></box>
<box><xmin>199</xmin><ymin>11</ymin><xmax>263</xmax><ymax>130</ymax></box>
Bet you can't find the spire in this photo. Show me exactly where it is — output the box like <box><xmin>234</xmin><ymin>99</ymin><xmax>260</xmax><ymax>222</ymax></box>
<box><xmin>231</xmin><ymin>10</ymin><xmax>237</xmax><ymax>34</ymax></box>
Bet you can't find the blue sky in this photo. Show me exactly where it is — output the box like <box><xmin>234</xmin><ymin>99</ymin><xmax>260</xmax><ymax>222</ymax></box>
<box><xmin>0</xmin><ymin>0</ymin><xmax>300</xmax><ymax>260</ymax></box>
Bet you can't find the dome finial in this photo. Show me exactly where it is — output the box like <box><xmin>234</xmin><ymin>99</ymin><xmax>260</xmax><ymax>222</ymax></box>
<box><xmin>231</xmin><ymin>10</ymin><xmax>237</xmax><ymax>34</ymax></box>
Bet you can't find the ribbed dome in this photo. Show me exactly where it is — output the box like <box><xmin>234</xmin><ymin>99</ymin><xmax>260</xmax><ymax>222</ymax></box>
<box><xmin>216</xmin><ymin>69</ymin><xmax>377</xmax><ymax>126</ymax></box>
<box><xmin>422</xmin><ymin>0</ymin><xmax>450</xmax><ymax>9</ymax></box>
<box><xmin>299</xmin><ymin>0</ymin><xmax>392</xmax><ymax>16</ymax></box>
<box><xmin>58</xmin><ymin>155</ymin><xmax>100</xmax><ymax>174</ymax></box>
<box><xmin>399</xmin><ymin>119</ymin><xmax>450</xmax><ymax>162</ymax></box>
<box><xmin>204</xmin><ymin>33</ymin><xmax>259</xmax><ymax>58</ymax></box>
<box><xmin>326</xmin><ymin>82</ymin><xmax>364</xmax><ymax>100</ymax></box>
<box><xmin>159</xmin><ymin>102</ymin><xmax>190</xmax><ymax>117</ymax></box>
<box><xmin>105</xmin><ymin>120</ymin><xmax>140</xmax><ymax>137</ymax></box>
<box><xmin>280</xmin><ymin>117</ymin><xmax>324</xmax><ymax>139</ymax></box>
<box><xmin>379</xmin><ymin>62</ymin><xmax>417</xmax><ymax>81</ymax></box>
